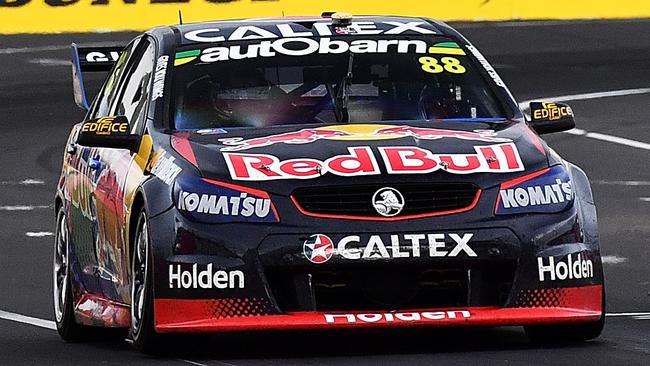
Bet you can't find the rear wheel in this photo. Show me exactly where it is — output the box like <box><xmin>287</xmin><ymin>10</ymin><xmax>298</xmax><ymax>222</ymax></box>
<box><xmin>53</xmin><ymin>209</ymin><xmax>93</xmax><ymax>341</ymax></box>
<box><xmin>130</xmin><ymin>211</ymin><xmax>161</xmax><ymax>353</ymax></box>
<box><xmin>524</xmin><ymin>287</ymin><xmax>605</xmax><ymax>343</ymax></box>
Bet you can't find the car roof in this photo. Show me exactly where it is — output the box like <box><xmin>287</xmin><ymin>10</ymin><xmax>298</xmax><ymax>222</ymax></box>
<box><xmin>154</xmin><ymin>15</ymin><xmax>449</xmax><ymax>46</ymax></box>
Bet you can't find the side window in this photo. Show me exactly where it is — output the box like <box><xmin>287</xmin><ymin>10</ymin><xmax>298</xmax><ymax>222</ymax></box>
<box><xmin>88</xmin><ymin>39</ymin><xmax>140</xmax><ymax>119</ymax></box>
<box><xmin>112</xmin><ymin>41</ymin><xmax>155</xmax><ymax>134</ymax></box>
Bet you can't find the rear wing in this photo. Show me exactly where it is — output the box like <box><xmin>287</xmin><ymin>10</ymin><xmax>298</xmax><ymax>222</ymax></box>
<box><xmin>71</xmin><ymin>43</ymin><xmax>123</xmax><ymax>111</ymax></box>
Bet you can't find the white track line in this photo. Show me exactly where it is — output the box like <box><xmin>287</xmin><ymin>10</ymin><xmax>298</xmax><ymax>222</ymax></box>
<box><xmin>566</xmin><ymin>128</ymin><xmax>650</xmax><ymax>151</ymax></box>
<box><xmin>519</xmin><ymin>88</ymin><xmax>650</xmax><ymax>108</ymax></box>
<box><xmin>593</xmin><ymin>180</ymin><xmax>650</xmax><ymax>186</ymax></box>
<box><xmin>0</xmin><ymin>179</ymin><xmax>45</xmax><ymax>185</ymax></box>
<box><xmin>28</xmin><ymin>58</ymin><xmax>70</xmax><ymax>66</ymax></box>
<box><xmin>0</xmin><ymin>308</ymin><xmax>209</xmax><ymax>366</ymax></box>
<box><xmin>0</xmin><ymin>310</ymin><xmax>56</xmax><ymax>330</ymax></box>
<box><xmin>178</xmin><ymin>359</ymin><xmax>210</xmax><ymax>366</ymax></box>
<box><xmin>26</xmin><ymin>232</ymin><xmax>54</xmax><ymax>237</ymax></box>
<box><xmin>0</xmin><ymin>45</ymin><xmax>67</xmax><ymax>55</ymax></box>
<box><xmin>640</xmin><ymin>197</ymin><xmax>650</xmax><ymax>202</ymax></box>
<box><xmin>20</xmin><ymin>179</ymin><xmax>45</xmax><ymax>185</ymax></box>
<box><xmin>519</xmin><ymin>88</ymin><xmax>650</xmax><ymax>151</ymax></box>
<box><xmin>0</xmin><ymin>310</ymin><xmax>206</xmax><ymax>366</ymax></box>
<box><xmin>601</xmin><ymin>255</ymin><xmax>628</xmax><ymax>264</ymax></box>
<box><xmin>0</xmin><ymin>205</ymin><xmax>51</xmax><ymax>211</ymax></box>
<box><xmin>606</xmin><ymin>312</ymin><xmax>650</xmax><ymax>317</ymax></box>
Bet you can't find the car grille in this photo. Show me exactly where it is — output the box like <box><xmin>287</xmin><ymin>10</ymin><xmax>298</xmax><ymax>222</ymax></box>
<box><xmin>291</xmin><ymin>183</ymin><xmax>480</xmax><ymax>219</ymax></box>
<box><xmin>265</xmin><ymin>263</ymin><xmax>516</xmax><ymax>312</ymax></box>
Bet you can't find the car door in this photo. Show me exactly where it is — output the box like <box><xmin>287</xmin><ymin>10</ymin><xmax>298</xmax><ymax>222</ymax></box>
<box><xmin>66</xmin><ymin>39</ymin><xmax>140</xmax><ymax>298</ymax></box>
<box><xmin>93</xmin><ymin>39</ymin><xmax>156</xmax><ymax>304</ymax></box>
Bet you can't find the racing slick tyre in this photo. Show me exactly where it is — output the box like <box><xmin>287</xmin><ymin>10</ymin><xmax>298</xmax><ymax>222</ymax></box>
<box><xmin>524</xmin><ymin>287</ymin><xmax>606</xmax><ymax>343</ymax></box>
<box><xmin>54</xmin><ymin>209</ymin><xmax>95</xmax><ymax>341</ymax></box>
<box><xmin>130</xmin><ymin>210</ymin><xmax>162</xmax><ymax>353</ymax></box>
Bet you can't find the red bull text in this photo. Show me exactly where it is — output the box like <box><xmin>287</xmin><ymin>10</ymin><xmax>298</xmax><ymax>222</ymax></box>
<box><xmin>224</xmin><ymin>143</ymin><xmax>524</xmax><ymax>181</ymax></box>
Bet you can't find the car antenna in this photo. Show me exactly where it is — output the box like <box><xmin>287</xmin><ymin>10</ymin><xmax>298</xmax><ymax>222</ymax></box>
<box><xmin>178</xmin><ymin>10</ymin><xmax>183</xmax><ymax>25</ymax></box>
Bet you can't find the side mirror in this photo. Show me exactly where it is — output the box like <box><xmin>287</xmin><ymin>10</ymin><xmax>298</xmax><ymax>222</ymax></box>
<box><xmin>76</xmin><ymin>116</ymin><xmax>140</xmax><ymax>151</ymax></box>
<box><xmin>528</xmin><ymin>102</ymin><xmax>576</xmax><ymax>134</ymax></box>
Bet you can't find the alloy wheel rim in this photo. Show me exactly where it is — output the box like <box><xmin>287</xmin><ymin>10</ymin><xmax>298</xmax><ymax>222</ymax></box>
<box><xmin>131</xmin><ymin>218</ymin><xmax>148</xmax><ymax>336</ymax></box>
<box><xmin>53</xmin><ymin>212</ymin><xmax>68</xmax><ymax>323</ymax></box>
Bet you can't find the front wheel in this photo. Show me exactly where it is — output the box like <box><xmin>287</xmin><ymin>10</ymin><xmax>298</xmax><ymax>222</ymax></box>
<box><xmin>53</xmin><ymin>208</ymin><xmax>93</xmax><ymax>341</ymax></box>
<box><xmin>130</xmin><ymin>210</ymin><xmax>161</xmax><ymax>353</ymax></box>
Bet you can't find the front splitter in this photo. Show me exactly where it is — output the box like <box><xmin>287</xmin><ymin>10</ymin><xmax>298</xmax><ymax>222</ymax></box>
<box><xmin>155</xmin><ymin>285</ymin><xmax>602</xmax><ymax>333</ymax></box>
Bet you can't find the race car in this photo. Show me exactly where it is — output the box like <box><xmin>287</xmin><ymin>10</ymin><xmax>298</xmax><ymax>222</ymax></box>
<box><xmin>54</xmin><ymin>13</ymin><xmax>604</xmax><ymax>353</ymax></box>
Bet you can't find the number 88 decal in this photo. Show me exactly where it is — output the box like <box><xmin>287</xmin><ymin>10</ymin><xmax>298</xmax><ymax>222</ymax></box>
<box><xmin>419</xmin><ymin>56</ymin><xmax>466</xmax><ymax>74</ymax></box>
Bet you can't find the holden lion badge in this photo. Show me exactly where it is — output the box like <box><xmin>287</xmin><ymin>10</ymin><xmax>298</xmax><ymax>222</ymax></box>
<box><xmin>372</xmin><ymin>187</ymin><xmax>405</xmax><ymax>217</ymax></box>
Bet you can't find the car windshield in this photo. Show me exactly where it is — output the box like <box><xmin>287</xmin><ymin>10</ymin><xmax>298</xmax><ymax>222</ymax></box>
<box><xmin>172</xmin><ymin>36</ymin><xmax>507</xmax><ymax>130</ymax></box>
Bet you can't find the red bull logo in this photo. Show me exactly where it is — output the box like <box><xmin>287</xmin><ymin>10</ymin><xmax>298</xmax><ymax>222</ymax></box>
<box><xmin>220</xmin><ymin>128</ymin><xmax>353</xmax><ymax>151</ymax></box>
<box><xmin>373</xmin><ymin>126</ymin><xmax>510</xmax><ymax>143</ymax></box>
<box><xmin>224</xmin><ymin>143</ymin><xmax>524</xmax><ymax>181</ymax></box>
<box><xmin>219</xmin><ymin>125</ymin><xmax>511</xmax><ymax>151</ymax></box>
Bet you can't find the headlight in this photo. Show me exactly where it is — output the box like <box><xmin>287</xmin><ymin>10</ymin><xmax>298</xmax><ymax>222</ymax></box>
<box><xmin>173</xmin><ymin>175</ymin><xmax>279</xmax><ymax>223</ymax></box>
<box><xmin>495</xmin><ymin>165</ymin><xmax>573</xmax><ymax>215</ymax></box>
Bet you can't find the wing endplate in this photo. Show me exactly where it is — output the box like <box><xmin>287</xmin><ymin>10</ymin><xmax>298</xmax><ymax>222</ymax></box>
<box><xmin>70</xmin><ymin>43</ymin><xmax>123</xmax><ymax>111</ymax></box>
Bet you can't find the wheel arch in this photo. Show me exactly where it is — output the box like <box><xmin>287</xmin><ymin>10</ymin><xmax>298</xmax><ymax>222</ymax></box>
<box><xmin>128</xmin><ymin>189</ymin><xmax>147</xmax><ymax>264</ymax></box>
<box><xmin>568</xmin><ymin>162</ymin><xmax>599</xmax><ymax>248</ymax></box>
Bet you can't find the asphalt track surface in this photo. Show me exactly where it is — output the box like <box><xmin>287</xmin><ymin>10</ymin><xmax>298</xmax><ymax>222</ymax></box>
<box><xmin>1</xmin><ymin>19</ymin><xmax>649</xmax><ymax>365</ymax></box>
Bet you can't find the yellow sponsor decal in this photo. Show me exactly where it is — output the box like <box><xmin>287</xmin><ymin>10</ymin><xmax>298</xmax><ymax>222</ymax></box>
<box><xmin>419</xmin><ymin>56</ymin><xmax>466</xmax><ymax>74</ymax></box>
<box><xmin>81</xmin><ymin>117</ymin><xmax>128</xmax><ymax>135</ymax></box>
<box><xmin>533</xmin><ymin>102</ymin><xmax>574</xmax><ymax>121</ymax></box>
<box><xmin>133</xmin><ymin>134</ymin><xmax>153</xmax><ymax>171</ymax></box>
<box><xmin>1</xmin><ymin>1</ymin><xmax>650</xmax><ymax>34</ymax></box>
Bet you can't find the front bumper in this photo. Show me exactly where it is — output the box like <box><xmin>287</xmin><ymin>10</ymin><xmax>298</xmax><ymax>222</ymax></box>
<box><xmin>148</xmin><ymin>187</ymin><xmax>603</xmax><ymax>333</ymax></box>
<box><xmin>154</xmin><ymin>285</ymin><xmax>602</xmax><ymax>333</ymax></box>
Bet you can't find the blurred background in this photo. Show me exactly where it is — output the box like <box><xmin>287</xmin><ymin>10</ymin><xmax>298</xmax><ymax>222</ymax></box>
<box><xmin>1</xmin><ymin>0</ymin><xmax>650</xmax><ymax>33</ymax></box>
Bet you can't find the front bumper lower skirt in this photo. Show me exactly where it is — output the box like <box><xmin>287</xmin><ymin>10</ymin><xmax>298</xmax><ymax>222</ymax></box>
<box><xmin>154</xmin><ymin>285</ymin><xmax>602</xmax><ymax>333</ymax></box>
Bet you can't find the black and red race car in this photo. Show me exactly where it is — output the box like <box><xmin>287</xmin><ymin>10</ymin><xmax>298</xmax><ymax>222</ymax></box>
<box><xmin>54</xmin><ymin>13</ymin><xmax>604</xmax><ymax>353</ymax></box>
